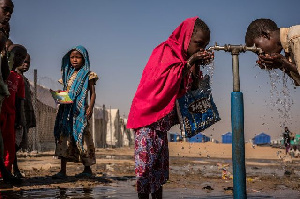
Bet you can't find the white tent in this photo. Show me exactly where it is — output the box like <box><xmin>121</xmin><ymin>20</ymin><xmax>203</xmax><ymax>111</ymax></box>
<box><xmin>120</xmin><ymin>118</ymin><xmax>134</xmax><ymax>147</ymax></box>
<box><xmin>91</xmin><ymin>106</ymin><xmax>108</xmax><ymax>148</ymax></box>
<box><xmin>106</xmin><ymin>108</ymin><xmax>121</xmax><ymax>147</ymax></box>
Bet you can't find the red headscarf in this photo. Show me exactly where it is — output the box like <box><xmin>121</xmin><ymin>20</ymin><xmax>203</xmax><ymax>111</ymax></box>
<box><xmin>127</xmin><ymin>17</ymin><xmax>198</xmax><ymax>129</ymax></box>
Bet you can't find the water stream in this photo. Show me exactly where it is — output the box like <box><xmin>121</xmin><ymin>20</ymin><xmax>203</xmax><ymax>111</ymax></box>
<box><xmin>267</xmin><ymin>69</ymin><xmax>293</xmax><ymax>129</ymax></box>
<box><xmin>202</xmin><ymin>60</ymin><xmax>215</xmax><ymax>86</ymax></box>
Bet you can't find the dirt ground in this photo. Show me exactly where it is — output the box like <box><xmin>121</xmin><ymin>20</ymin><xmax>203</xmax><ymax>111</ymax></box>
<box><xmin>1</xmin><ymin>143</ymin><xmax>300</xmax><ymax>198</ymax></box>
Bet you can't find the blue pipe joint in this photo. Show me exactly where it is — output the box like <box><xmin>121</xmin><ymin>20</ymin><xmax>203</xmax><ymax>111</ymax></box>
<box><xmin>231</xmin><ymin>92</ymin><xmax>247</xmax><ymax>198</ymax></box>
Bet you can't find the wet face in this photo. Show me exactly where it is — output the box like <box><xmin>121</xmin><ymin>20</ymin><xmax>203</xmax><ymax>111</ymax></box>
<box><xmin>10</xmin><ymin>46</ymin><xmax>27</xmax><ymax>68</ymax></box>
<box><xmin>70</xmin><ymin>50</ymin><xmax>84</xmax><ymax>70</ymax></box>
<box><xmin>246</xmin><ymin>31</ymin><xmax>282</xmax><ymax>54</ymax></box>
<box><xmin>187</xmin><ymin>29</ymin><xmax>210</xmax><ymax>58</ymax></box>
<box><xmin>19</xmin><ymin>53</ymin><xmax>30</xmax><ymax>72</ymax></box>
<box><xmin>0</xmin><ymin>0</ymin><xmax>14</xmax><ymax>24</ymax></box>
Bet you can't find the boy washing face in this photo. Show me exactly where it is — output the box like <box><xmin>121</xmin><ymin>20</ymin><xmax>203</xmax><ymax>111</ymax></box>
<box><xmin>245</xmin><ymin>18</ymin><xmax>300</xmax><ymax>86</ymax></box>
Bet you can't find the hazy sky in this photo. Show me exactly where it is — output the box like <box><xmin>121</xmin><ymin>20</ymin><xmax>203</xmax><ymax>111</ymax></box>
<box><xmin>10</xmin><ymin>0</ymin><xmax>300</xmax><ymax>141</ymax></box>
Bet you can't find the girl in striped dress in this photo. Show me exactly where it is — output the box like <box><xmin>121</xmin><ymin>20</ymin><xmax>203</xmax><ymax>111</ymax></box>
<box><xmin>52</xmin><ymin>45</ymin><xmax>98</xmax><ymax>179</ymax></box>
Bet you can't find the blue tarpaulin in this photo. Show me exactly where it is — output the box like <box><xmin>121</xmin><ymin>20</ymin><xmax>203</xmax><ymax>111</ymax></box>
<box><xmin>188</xmin><ymin>132</ymin><xmax>210</xmax><ymax>142</ymax></box>
<box><xmin>253</xmin><ymin>133</ymin><xmax>271</xmax><ymax>145</ymax></box>
<box><xmin>222</xmin><ymin>132</ymin><xmax>232</xmax><ymax>144</ymax></box>
<box><xmin>169</xmin><ymin>134</ymin><xmax>179</xmax><ymax>142</ymax></box>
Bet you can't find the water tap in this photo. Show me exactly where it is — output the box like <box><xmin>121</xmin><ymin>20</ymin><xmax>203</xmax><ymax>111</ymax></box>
<box><xmin>207</xmin><ymin>42</ymin><xmax>263</xmax><ymax>55</ymax></box>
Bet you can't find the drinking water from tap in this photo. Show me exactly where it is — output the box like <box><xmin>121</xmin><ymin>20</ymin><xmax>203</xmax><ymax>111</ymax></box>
<box><xmin>207</xmin><ymin>43</ymin><xmax>263</xmax><ymax>55</ymax></box>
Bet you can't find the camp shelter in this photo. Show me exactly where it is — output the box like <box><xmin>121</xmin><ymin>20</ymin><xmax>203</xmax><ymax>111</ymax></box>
<box><xmin>253</xmin><ymin>133</ymin><xmax>271</xmax><ymax>145</ymax></box>
<box><xmin>222</xmin><ymin>132</ymin><xmax>232</xmax><ymax>144</ymax></box>
<box><xmin>188</xmin><ymin>132</ymin><xmax>210</xmax><ymax>143</ymax></box>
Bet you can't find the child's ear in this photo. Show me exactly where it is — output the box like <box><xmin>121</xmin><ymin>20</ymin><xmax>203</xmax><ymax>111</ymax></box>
<box><xmin>261</xmin><ymin>31</ymin><xmax>270</xmax><ymax>40</ymax></box>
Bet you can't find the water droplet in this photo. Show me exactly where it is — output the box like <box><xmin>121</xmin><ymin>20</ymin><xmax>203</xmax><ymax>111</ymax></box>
<box><xmin>267</xmin><ymin>70</ymin><xmax>293</xmax><ymax>128</ymax></box>
<box><xmin>202</xmin><ymin>61</ymin><xmax>215</xmax><ymax>86</ymax></box>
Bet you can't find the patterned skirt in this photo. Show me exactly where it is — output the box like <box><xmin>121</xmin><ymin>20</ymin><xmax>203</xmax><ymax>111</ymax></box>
<box><xmin>135</xmin><ymin>127</ymin><xmax>169</xmax><ymax>194</ymax></box>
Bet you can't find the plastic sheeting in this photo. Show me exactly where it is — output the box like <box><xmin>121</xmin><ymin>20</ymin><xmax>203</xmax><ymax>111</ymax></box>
<box><xmin>222</xmin><ymin>132</ymin><xmax>232</xmax><ymax>144</ymax></box>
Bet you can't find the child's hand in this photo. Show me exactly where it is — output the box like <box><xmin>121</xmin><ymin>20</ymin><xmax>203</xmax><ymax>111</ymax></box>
<box><xmin>86</xmin><ymin>107</ymin><xmax>93</xmax><ymax>120</ymax></box>
<box><xmin>187</xmin><ymin>50</ymin><xmax>214</xmax><ymax>67</ymax></box>
<box><xmin>256</xmin><ymin>53</ymin><xmax>285</xmax><ymax>70</ymax></box>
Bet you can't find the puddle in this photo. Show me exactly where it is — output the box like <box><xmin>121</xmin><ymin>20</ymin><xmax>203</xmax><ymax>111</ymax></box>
<box><xmin>0</xmin><ymin>186</ymin><xmax>288</xmax><ymax>199</ymax></box>
<box><xmin>97</xmin><ymin>155</ymin><xmax>133</xmax><ymax>160</ymax></box>
<box><xmin>0</xmin><ymin>187</ymin><xmax>118</xmax><ymax>199</ymax></box>
<box><xmin>182</xmin><ymin>194</ymin><xmax>279</xmax><ymax>198</ymax></box>
<box><xmin>2</xmin><ymin>153</ymin><xmax>299</xmax><ymax>198</ymax></box>
<box><xmin>170</xmin><ymin>156</ymin><xmax>300</xmax><ymax>179</ymax></box>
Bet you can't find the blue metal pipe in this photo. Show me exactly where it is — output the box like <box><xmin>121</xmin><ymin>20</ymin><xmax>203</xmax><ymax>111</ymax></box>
<box><xmin>207</xmin><ymin>43</ymin><xmax>256</xmax><ymax>198</ymax></box>
<box><xmin>231</xmin><ymin>92</ymin><xmax>246</xmax><ymax>198</ymax></box>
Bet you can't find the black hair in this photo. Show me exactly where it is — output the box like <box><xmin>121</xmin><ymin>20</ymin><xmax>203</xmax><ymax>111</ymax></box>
<box><xmin>192</xmin><ymin>18</ymin><xmax>210</xmax><ymax>36</ymax></box>
<box><xmin>0</xmin><ymin>0</ymin><xmax>14</xmax><ymax>6</ymax></box>
<box><xmin>8</xmin><ymin>44</ymin><xmax>26</xmax><ymax>52</ymax></box>
<box><xmin>245</xmin><ymin>18</ymin><xmax>278</xmax><ymax>43</ymax></box>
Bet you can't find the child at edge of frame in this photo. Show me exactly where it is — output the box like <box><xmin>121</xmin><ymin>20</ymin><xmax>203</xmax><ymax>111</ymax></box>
<box><xmin>13</xmin><ymin>53</ymin><xmax>36</xmax><ymax>178</ymax></box>
<box><xmin>52</xmin><ymin>45</ymin><xmax>99</xmax><ymax>179</ymax></box>
<box><xmin>127</xmin><ymin>16</ymin><xmax>214</xmax><ymax>199</ymax></box>
<box><xmin>0</xmin><ymin>0</ymin><xmax>23</xmax><ymax>185</ymax></box>
<box><xmin>245</xmin><ymin>18</ymin><xmax>300</xmax><ymax>86</ymax></box>
<box><xmin>0</xmin><ymin>44</ymin><xmax>27</xmax><ymax>181</ymax></box>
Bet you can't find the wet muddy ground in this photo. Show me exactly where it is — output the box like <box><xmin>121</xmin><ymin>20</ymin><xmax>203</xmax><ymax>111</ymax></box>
<box><xmin>0</xmin><ymin>148</ymin><xmax>300</xmax><ymax>198</ymax></box>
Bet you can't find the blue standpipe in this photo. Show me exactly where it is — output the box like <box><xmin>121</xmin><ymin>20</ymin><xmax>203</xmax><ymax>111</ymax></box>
<box><xmin>231</xmin><ymin>51</ymin><xmax>247</xmax><ymax>199</ymax></box>
<box><xmin>207</xmin><ymin>43</ymin><xmax>262</xmax><ymax>199</ymax></box>
<box><xmin>231</xmin><ymin>92</ymin><xmax>246</xmax><ymax>198</ymax></box>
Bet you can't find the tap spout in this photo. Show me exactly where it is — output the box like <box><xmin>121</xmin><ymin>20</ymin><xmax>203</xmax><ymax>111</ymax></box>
<box><xmin>244</xmin><ymin>44</ymin><xmax>263</xmax><ymax>54</ymax></box>
<box><xmin>207</xmin><ymin>43</ymin><xmax>228</xmax><ymax>52</ymax></box>
<box><xmin>207</xmin><ymin>43</ymin><xmax>263</xmax><ymax>55</ymax></box>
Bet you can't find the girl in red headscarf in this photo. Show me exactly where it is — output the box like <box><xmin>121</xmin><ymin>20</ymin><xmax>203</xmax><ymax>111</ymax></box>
<box><xmin>127</xmin><ymin>17</ymin><xmax>214</xmax><ymax>198</ymax></box>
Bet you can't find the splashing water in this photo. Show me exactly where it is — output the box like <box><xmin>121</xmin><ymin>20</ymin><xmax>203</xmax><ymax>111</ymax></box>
<box><xmin>267</xmin><ymin>69</ymin><xmax>293</xmax><ymax>128</ymax></box>
<box><xmin>202</xmin><ymin>60</ymin><xmax>215</xmax><ymax>86</ymax></box>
